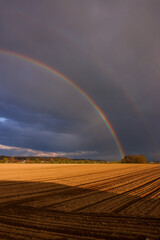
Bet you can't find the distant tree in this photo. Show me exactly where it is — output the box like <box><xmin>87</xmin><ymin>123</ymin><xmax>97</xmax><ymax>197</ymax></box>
<box><xmin>78</xmin><ymin>160</ymin><xmax>83</xmax><ymax>164</ymax></box>
<box><xmin>10</xmin><ymin>156</ymin><xmax>17</xmax><ymax>163</ymax></box>
<box><xmin>26</xmin><ymin>158</ymin><xmax>31</xmax><ymax>163</ymax></box>
<box><xmin>84</xmin><ymin>160</ymin><xmax>91</xmax><ymax>164</ymax></box>
<box><xmin>33</xmin><ymin>158</ymin><xmax>40</xmax><ymax>163</ymax></box>
<box><xmin>0</xmin><ymin>157</ymin><xmax>8</xmax><ymax>163</ymax></box>
<box><xmin>57</xmin><ymin>159</ymin><xmax>63</xmax><ymax>164</ymax></box>
<box><xmin>122</xmin><ymin>155</ymin><xmax>147</xmax><ymax>163</ymax></box>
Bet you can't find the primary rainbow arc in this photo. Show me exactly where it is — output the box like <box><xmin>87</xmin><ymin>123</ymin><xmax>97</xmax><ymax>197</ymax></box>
<box><xmin>0</xmin><ymin>49</ymin><xmax>125</xmax><ymax>158</ymax></box>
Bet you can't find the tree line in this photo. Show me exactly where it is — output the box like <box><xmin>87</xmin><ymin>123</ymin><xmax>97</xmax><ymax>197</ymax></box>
<box><xmin>121</xmin><ymin>155</ymin><xmax>147</xmax><ymax>163</ymax></box>
<box><xmin>0</xmin><ymin>156</ymin><xmax>109</xmax><ymax>164</ymax></box>
<box><xmin>0</xmin><ymin>155</ymin><xmax>153</xmax><ymax>164</ymax></box>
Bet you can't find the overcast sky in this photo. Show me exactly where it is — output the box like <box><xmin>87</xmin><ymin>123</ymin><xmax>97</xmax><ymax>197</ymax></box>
<box><xmin>0</xmin><ymin>0</ymin><xmax>160</xmax><ymax>161</ymax></box>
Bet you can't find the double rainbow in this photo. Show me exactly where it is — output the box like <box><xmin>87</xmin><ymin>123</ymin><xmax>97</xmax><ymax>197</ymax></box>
<box><xmin>0</xmin><ymin>49</ymin><xmax>125</xmax><ymax>158</ymax></box>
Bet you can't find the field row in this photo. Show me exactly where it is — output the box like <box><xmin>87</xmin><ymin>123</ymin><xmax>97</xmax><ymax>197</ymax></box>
<box><xmin>0</xmin><ymin>164</ymin><xmax>159</xmax><ymax>239</ymax></box>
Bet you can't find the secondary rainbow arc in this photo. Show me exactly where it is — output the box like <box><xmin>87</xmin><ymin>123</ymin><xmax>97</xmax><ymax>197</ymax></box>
<box><xmin>0</xmin><ymin>49</ymin><xmax>125</xmax><ymax>158</ymax></box>
<box><xmin>1</xmin><ymin>4</ymin><xmax>158</xmax><ymax>156</ymax></box>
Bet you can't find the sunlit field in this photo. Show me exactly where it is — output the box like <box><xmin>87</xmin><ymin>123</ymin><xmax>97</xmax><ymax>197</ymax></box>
<box><xmin>0</xmin><ymin>164</ymin><xmax>159</xmax><ymax>239</ymax></box>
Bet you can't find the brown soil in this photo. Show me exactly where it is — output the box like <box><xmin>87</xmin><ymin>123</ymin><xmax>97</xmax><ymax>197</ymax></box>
<box><xmin>0</xmin><ymin>164</ymin><xmax>159</xmax><ymax>239</ymax></box>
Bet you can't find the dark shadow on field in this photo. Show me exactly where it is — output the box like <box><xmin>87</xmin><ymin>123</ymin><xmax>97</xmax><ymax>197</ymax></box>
<box><xmin>0</xmin><ymin>180</ymin><xmax>159</xmax><ymax>240</ymax></box>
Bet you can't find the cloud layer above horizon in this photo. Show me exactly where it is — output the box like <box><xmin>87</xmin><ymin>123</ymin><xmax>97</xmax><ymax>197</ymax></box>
<box><xmin>0</xmin><ymin>0</ymin><xmax>160</xmax><ymax>161</ymax></box>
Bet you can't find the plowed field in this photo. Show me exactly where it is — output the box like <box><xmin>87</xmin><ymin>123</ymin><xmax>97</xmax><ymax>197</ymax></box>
<box><xmin>0</xmin><ymin>164</ymin><xmax>159</xmax><ymax>239</ymax></box>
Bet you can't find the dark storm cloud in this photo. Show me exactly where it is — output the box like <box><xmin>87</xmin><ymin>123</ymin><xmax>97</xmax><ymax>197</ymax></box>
<box><xmin>0</xmin><ymin>0</ymin><xmax>160</xmax><ymax>160</ymax></box>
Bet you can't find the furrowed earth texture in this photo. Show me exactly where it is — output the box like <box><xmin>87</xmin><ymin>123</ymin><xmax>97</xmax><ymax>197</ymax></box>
<box><xmin>0</xmin><ymin>164</ymin><xmax>159</xmax><ymax>239</ymax></box>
